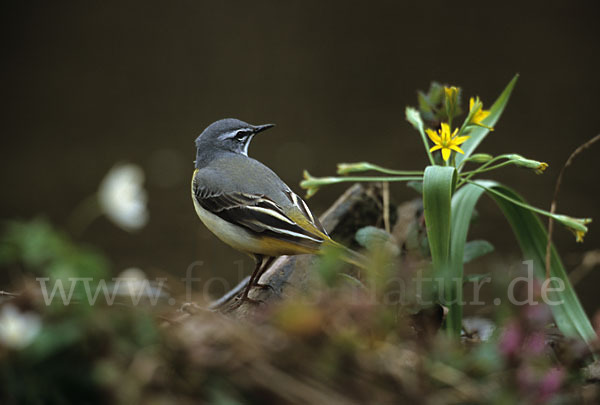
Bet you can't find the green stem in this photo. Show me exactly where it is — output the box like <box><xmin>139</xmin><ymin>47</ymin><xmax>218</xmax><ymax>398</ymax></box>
<box><xmin>339</xmin><ymin>163</ymin><xmax>423</xmax><ymax>176</ymax></box>
<box><xmin>456</xmin><ymin>154</ymin><xmax>513</xmax><ymax>187</ymax></box>
<box><xmin>457</xmin><ymin>154</ymin><xmax>486</xmax><ymax>171</ymax></box>
<box><xmin>420</xmin><ymin>131</ymin><xmax>436</xmax><ymax>166</ymax></box>
<box><xmin>464</xmin><ymin>179</ymin><xmax>561</xmax><ymax>220</ymax></box>
<box><xmin>334</xmin><ymin>176</ymin><xmax>424</xmax><ymax>182</ymax></box>
<box><xmin>302</xmin><ymin>175</ymin><xmax>423</xmax><ymax>189</ymax></box>
<box><xmin>459</xmin><ymin>161</ymin><xmax>515</xmax><ymax>177</ymax></box>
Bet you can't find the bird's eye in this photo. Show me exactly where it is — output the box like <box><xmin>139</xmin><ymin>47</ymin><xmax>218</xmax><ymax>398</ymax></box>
<box><xmin>234</xmin><ymin>131</ymin><xmax>247</xmax><ymax>141</ymax></box>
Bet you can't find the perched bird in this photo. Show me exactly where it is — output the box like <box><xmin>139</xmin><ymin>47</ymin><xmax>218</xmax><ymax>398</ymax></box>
<box><xmin>191</xmin><ymin>118</ymin><xmax>361</xmax><ymax>303</ymax></box>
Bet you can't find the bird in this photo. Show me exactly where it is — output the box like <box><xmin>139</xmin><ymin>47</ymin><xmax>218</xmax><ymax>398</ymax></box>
<box><xmin>191</xmin><ymin>118</ymin><xmax>363</xmax><ymax>304</ymax></box>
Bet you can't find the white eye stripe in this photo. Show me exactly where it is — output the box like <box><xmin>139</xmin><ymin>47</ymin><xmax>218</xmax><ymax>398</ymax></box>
<box><xmin>217</xmin><ymin>130</ymin><xmax>237</xmax><ymax>141</ymax></box>
<box><xmin>218</xmin><ymin>129</ymin><xmax>252</xmax><ymax>140</ymax></box>
<box><xmin>241</xmin><ymin>135</ymin><xmax>254</xmax><ymax>156</ymax></box>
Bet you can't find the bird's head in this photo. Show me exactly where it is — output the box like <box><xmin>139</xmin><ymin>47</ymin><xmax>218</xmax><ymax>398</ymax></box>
<box><xmin>194</xmin><ymin>118</ymin><xmax>275</xmax><ymax>158</ymax></box>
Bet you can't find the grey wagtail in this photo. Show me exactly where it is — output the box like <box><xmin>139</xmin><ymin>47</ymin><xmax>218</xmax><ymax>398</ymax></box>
<box><xmin>191</xmin><ymin>118</ymin><xmax>363</xmax><ymax>303</ymax></box>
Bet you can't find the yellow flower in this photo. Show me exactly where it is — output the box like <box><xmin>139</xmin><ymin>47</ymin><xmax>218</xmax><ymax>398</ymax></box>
<box><xmin>554</xmin><ymin>214</ymin><xmax>592</xmax><ymax>243</ymax></box>
<box><xmin>534</xmin><ymin>162</ymin><xmax>549</xmax><ymax>175</ymax></box>
<box><xmin>426</xmin><ymin>123</ymin><xmax>470</xmax><ymax>161</ymax></box>
<box><xmin>469</xmin><ymin>97</ymin><xmax>493</xmax><ymax>130</ymax></box>
<box><xmin>573</xmin><ymin>229</ymin><xmax>586</xmax><ymax>243</ymax></box>
<box><xmin>445</xmin><ymin>86</ymin><xmax>459</xmax><ymax>101</ymax></box>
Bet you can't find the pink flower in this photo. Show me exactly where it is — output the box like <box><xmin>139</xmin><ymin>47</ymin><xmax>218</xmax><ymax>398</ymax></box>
<box><xmin>539</xmin><ymin>367</ymin><xmax>565</xmax><ymax>401</ymax></box>
<box><xmin>524</xmin><ymin>332</ymin><xmax>546</xmax><ymax>356</ymax></box>
<box><xmin>525</xmin><ymin>304</ymin><xmax>552</xmax><ymax>327</ymax></box>
<box><xmin>499</xmin><ymin>321</ymin><xmax>522</xmax><ymax>357</ymax></box>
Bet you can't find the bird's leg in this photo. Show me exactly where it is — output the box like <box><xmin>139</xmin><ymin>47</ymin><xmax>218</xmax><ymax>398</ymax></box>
<box><xmin>254</xmin><ymin>256</ymin><xmax>276</xmax><ymax>291</ymax></box>
<box><xmin>239</xmin><ymin>255</ymin><xmax>267</xmax><ymax>304</ymax></box>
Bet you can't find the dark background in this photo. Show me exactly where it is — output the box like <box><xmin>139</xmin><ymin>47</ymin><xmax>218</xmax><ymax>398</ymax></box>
<box><xmin>2</xmin><ymin>1</ymin><xmax>599</xmax><ymax>310</ymax></box>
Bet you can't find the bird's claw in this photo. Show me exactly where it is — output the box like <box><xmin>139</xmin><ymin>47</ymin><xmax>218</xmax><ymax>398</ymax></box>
<box><xmin>254</xmin><ymin>282</ymin><xmax>274</xmax><ymax>292</ymax></box>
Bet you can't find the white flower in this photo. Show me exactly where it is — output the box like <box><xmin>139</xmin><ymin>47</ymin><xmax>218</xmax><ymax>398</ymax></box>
<box><xmin>115</xmin><ymin>267</ymin><xmax>148</xmax><ymax>297</ymax></box>
<box><xmin>0</xmin><ymin>304</ymin><xmax>42</xmax><ymax>350</ymax></box>
<box><xmin>112</xmin><ymin>268</ymin><xmax>169</xmax><ymax>302</ymax></box>
<box><xmin>98</xmin><ymin>163</ymin><xmax>149</xmax><ymax>232</ymax></box>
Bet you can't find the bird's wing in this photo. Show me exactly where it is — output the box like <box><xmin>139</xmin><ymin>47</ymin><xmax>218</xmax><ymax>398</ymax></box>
<box><xmin>282</xmin><ymin>189</ymin><xmax>329</xmax><ymax>237</ymax></box>
<box><xmin>193</xmin><ymin>183</ymin><xmax>325</xmax><ymax>250</ymax></box>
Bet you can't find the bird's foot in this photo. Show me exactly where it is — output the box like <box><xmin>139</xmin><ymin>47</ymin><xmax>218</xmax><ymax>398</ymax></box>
<box><xmin>240</xmin><ymin>295</ymin><xmax>265</xmax><ymax>305</ymax></box>
<box><xmin>228</xmin><ymin>293</ymin><xmax>264</xmax><ymax>309</ymax></box>
<box><xmin>254</xmin><ymin>282</ymin><xmax>274</xmax><ymax>292</ymax></box>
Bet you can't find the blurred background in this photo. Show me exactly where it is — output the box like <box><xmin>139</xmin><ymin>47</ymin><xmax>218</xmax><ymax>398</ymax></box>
<box><xmin>2</xmin><ymin>1</ymin><xmax>599</xmax><ymax>311</ymax></box>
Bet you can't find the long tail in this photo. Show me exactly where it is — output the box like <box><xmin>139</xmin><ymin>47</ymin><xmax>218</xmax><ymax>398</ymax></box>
<box><xmin>322</xmin><ymin>238</ymin><xmax>369</xmax><ymax>270</ymax></box>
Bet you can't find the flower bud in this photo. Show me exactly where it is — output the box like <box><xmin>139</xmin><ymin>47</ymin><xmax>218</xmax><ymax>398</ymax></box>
<box><xmin>553</xmin><ymin>214</ymin><xmax>592</xmax><ymax>243</ymax></box>
<box><xmin>507</xmin><ymin>154</ymin><xmax>549</xmax><ymax>174</ymax></box>
<box><xmin>468</xmin><ymin>153</ymin><xmax>493</xmax><ymax>163</ymax></box>
<box><xmin>337</xmin><ymin>162</ymin><xmax>371</xmax><ymax>175</ymax></box>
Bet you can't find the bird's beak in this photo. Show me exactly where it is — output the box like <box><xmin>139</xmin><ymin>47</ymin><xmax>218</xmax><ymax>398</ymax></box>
<box><xmin>252</xmin><ymin>123</ymin><xmax>275</xmax><ymax>134</ymax></box>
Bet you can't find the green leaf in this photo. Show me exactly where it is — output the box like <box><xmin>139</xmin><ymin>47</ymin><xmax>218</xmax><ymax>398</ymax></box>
<box><xmin>455</xmin><ymin>74</ymin><xmax>519</xmax><ymax>169</ymax></box>
<box><xmin>406</xmin><ymin>180</ymin><xmax>423</xmax><ymax>194</ymax></box>
<box><xmin>485</xmin><ymin>182</ymin><xmax>596</xmax><ymax>346</ymax></box>
<box><xmin>463</xmin><ymin>240</ymin><xmax>494</xmax><ymax>263</ymax></box>
<box><xmin>355</xmin><ymin>226</ymin><xmax>394</xmax><ymax>250</ymax></box>
<box><xmin>448</xmin><ymin>180</ymin><xmax>596</xmax><ymax>346</ymax></box>
<box><xmin>418</xmin><ymin>92</ymin><xmax>434</xmax><ymax>120</ymax></box>
<box><xmin>316</xmin><ymin>245</ymin><xmax>346</xmax><ymax>287</ymax></box>
<box><xmin>421</xmin><ymin>81</ymin><xmax>446</xmax><ymax>121</ymax></box>
<box><xmin>445</xmin><ymin>182</ymin><xmax>487</xmax><ymax>336</ymax></box>
<box><xmin>423</xmin><ymin>166</ymin><xmax>457</xmax><ymax>311</ymax></box>
<box><xmin>0</xmin><ymin>218</ymin><xmax>109</xmax><ymax>279</ymax></box>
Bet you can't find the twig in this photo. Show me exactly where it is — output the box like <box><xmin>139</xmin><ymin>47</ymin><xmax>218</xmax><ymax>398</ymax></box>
<box><xmin>382</xmin><ymin>181</ymin><xmax>391</xmax><ymax>233</ymax></box>
<box><xmin>545</xmin><ymin>134</ymin><xmax>600</xmax><ymax>279</ymax></box>
<box><xmin>568</xmin><ymin>250</ymin><xmax>600</xmax><ymax>286</ymax></box>
<box><xmin>0</xmin><ymin>290</ymin><xmax>21</xmax><ymax>298</ymax></box>
<box><xmin>208</xmin><ymin>276</ymin><xmax>250</xmax><ymax>310</ymax></box>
